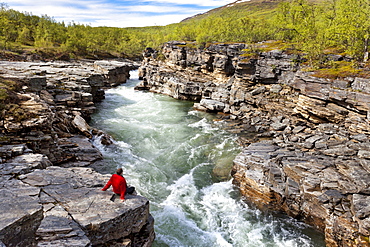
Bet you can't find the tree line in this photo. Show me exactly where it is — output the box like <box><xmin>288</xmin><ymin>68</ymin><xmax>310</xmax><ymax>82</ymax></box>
<box><xmin>1</xmin><ymin>0</ymin><xmax>369</xmax><ymax>62</ymax></box>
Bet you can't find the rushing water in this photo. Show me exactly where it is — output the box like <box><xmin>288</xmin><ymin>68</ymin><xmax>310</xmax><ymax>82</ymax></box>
<box><xmin>90</xmin><ymin>71</ymin><xmax>326</xmax><ymax>247</ymax></box>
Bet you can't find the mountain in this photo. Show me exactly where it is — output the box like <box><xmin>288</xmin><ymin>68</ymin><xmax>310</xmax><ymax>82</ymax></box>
<box><xmin>0</xmin><ymin>0</ymin><xmax>368</xmax><ymax>63</ymax></box>
<box><xmin>181</xmin><ymin>0</ymin><xmax>284</xmax><ymax>23</ymax></box>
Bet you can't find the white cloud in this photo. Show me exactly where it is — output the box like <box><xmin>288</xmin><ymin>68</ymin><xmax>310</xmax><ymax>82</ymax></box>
<box><xmin>6</xmin><ymin>0</ymin><xmax>233</xmax><ymax>27</ymax></box>
<box><xmin>95</xmin><ymin>13</ymin><xmax>193</xmax><ymax>27</ymax></box>
<box><xmin>142</xmin><ymin>0</ymin><xmax>232</xmax><ymax>6</ymax></box>
<box><xmin>124</xmin><ymin>5</ymin><xmax>189</xmax><ymax>13</ymax></box>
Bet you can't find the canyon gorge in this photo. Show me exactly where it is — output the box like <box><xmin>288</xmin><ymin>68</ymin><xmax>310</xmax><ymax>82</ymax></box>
<box><xmin>137</xmin><ymin>41</ymin><xmax>370</xmax><ymax>247</ymax></box>
<box><xmin>1</xmin><ymin>40</ymin><xmax>370</xmax><ymax>246</ymax></box>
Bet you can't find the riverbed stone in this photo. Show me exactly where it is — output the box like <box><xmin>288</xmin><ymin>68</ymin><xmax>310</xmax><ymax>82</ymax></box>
<box><xmin>212</xmin><ymin>156</ymin><xmax>234</xmax><ymax>181</ymax></box>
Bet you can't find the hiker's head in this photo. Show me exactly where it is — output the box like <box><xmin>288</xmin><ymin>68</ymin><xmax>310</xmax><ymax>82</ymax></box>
<box><xmin>116</xmin><ymin>168</ymin><xmax>123</xmax><ymax>175</ymax></box>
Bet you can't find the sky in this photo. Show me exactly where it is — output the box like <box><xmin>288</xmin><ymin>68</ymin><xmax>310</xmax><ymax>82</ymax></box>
<box><xmin>6</xmin><ymin>0</ymin><xmax>237</xmax><ymax>28</ymax></box>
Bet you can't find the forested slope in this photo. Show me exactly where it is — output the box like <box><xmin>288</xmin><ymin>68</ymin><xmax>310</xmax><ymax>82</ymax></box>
<box><xmin>1</xmin><ymin>0</ymin><xmax>370</xmax><ymax>66</ymax></box>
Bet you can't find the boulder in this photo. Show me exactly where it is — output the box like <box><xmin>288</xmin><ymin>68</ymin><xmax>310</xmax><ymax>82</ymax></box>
<box><xmin>72</xmin><ymin>114</ymin><xmax>92</xmax><ymax>138</ymax></box>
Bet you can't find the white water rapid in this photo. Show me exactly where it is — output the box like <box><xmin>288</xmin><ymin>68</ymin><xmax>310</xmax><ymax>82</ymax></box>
<box><xmin>90</xmin><ymin>71</ymin><xmax>326</xmax><ymax>247</ymax></box>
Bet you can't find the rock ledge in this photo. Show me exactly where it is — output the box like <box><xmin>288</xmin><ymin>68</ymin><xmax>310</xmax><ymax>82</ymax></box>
<box><xmin>0</xmin><ymin>60</ymin><xmax>154</xmax><ymax>247</ymax></box>
<box><xmin>138</xmin><ymin>42</ymin><xmax>370</xmax><ymax>247</ymax></box>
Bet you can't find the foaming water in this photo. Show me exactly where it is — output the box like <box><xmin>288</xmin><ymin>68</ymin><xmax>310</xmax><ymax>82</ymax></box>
<box><xmin>91</xmin><ymin>71</ymin><xmax>326</xmax><ymax>247</ymax></box>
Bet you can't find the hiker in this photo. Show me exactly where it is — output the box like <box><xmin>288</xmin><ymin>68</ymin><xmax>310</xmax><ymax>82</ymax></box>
<box><xmin>101</xmin><ymin>168</ymin><xmax>135</xmax><ymax>202</ymax></box>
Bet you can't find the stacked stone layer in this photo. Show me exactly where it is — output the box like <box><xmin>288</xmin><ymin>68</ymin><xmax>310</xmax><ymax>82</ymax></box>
<box><xmin>138</xmin><ymin>41</ymin><xmax>370</xmax><ymax>246</ymax></box>
<box><xmin>0</xmin><ymin>60</ymin><xmax>155</xmax><ymax>247</ymax></box>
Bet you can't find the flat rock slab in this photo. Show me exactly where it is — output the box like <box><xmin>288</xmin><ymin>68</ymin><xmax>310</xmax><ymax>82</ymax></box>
<box><xmin>0</xmin><ymin>189</ymin><xmax>43</xmax><ymax>247</ymax></box>
<box><xmin>20</xmin><ymin>166</ymin><xmax>150</xmax><ymax>245</ymax></box>
<box><xmin>0</xmin><ymin>153</ymin><xmax>52</xmax><ymax>176</ymax></box>
<box><xmin>58</xmin><ymin>136</ymin><xmax>103</xmax><ymax>168</ymax></box>
<box><xmin>0</xmin><ymin>144</ymin><xmax>28</xmax><ymax>159</ymax></box>
<box><xmin>0</xmin><ymin>60</ymin><xmax>138</xmax><ymax>90</ymax></box>
<box><xmin>37</xmin><ymin>205</ymin><xmax>91</xmax><ymax>247</ymax></box>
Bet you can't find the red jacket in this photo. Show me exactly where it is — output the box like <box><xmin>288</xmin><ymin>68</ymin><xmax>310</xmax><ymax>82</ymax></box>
<box><xmin>102</xmin><ymin>174</ymin><xmax>127</xmax><ymax>199</ymax></box>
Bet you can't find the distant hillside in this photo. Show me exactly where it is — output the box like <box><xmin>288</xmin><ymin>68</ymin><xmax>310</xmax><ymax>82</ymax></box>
<box><xmin>1</xmin><ymin>0</ymin><xmax>370</xmax><ymax>67</ymax></box>
<box><xmin>182</xmin><ymin>0</ymin><xmax>283</xmax><ymax>22</ymax></box>
<box><xmin>178</xmin><ymin>0</ymin><xmax>370</xmax><ymax>66</ymax></box>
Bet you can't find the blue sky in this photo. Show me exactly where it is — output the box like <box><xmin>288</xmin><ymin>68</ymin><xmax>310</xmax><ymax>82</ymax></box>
<box><xmin>6</xmin><ymin>0</ymin><xmax>238</xmax><ymax>27</ymax></box>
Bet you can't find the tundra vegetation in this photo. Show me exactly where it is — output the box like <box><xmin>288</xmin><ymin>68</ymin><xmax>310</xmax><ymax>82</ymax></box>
<box><xmin>1</xmin><ymin>0</ymin><xmax>370</xmax><ymax>75</ymax></box>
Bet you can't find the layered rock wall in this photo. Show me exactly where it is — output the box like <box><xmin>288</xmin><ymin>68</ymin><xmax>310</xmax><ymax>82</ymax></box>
<box><xmin>0</xmin><ymin>60</ymin><xmax>155</xmax><ymax>246</ymax></box>
<box><xmin>138</xmin><ymin>41</ymin><xmax>370</xmax><ymax>246</ymax></box>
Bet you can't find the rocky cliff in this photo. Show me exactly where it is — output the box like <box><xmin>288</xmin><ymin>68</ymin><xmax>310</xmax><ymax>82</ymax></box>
<box><xmin>137</xmin><ymin>41</ymin><xmax>370</xmax><ymax>247</ymax></box>
<box><xmin>0</xmin><ymin>60</ymin><xmax>155</xmax><ymax>247</ymax></box>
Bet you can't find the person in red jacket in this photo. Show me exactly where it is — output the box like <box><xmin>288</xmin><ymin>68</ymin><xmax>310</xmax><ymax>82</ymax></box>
<box><xmin>102</xmin><ymin>168</ymin><xmax>134</xmax><ymax>202</ymax></box>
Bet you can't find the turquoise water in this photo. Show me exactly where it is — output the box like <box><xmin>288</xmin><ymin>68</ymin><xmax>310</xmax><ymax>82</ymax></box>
<box><xmin>90</xmin><ymin>71</ymin><xmax>326</xmax><ymax>247</ymax></box>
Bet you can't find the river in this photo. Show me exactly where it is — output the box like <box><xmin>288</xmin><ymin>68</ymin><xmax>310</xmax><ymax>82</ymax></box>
<box><xmin>90</xmin><ymin>71</ymin><xmax>326</xmax><ymax>247</ymax></box>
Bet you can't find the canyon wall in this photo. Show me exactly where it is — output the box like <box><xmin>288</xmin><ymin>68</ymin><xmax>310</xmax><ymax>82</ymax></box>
<box><xmin>0</xmin><ymin>60</ymin><xmax>155</xmax><ymax>247</ymax></box>
<box><xmin>138</xmin><ymin>41</ymin><xmax>370</xmax><ymax>246</ymax></box>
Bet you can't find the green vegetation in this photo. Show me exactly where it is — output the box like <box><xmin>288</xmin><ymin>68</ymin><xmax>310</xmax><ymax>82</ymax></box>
<box><xmin>310</xmin><ymin>61</ymin><xmax>362</xmax><ymax>79</ymax></box>
<box><xmin>240</xmin><ymin>40</ymin><xmax>300</xmax><ymax>61</ymax></box>
<box><xmin>0</xmin><ymin>77</ymin><xmax>21</xmax><ymax>120</ymax></box>
<box><xmin>1</xmin><ymin>0</ymin><xmax>370</xmax><ymax>68</ymax></box>
<box><xmin>309</xmin><ymin>60</ymin><xmax>370</xmax><ymax>79</ymax></box>
<box><xmin>0</xmin><ymin>77</ymin><xmax>39</xmax><ymax>123</ymax></box>
<box><xmin>0</xmin><ymin>77</ymin><xmax>17</xmax><ymax>102</ymax></box>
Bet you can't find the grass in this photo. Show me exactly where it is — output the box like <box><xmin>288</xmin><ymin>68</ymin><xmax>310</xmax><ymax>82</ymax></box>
<box><xmin>0</xmin><ymin>78</ymin><xmax>17</xmax><ymax>100</ymax></box>
<box><xmin>185</xmin><ymin>0</ymin><xmax>283</xmax><ymax>22</ymax></box>
<box><xmin>239</xmin><ymin>40</ymin><xmax>302</xmax><ymax>62</ymax></box>
<box><xmin>310</xmin><ymin>61</ymin><xmax>370</xmax><ymax>79</ymax></box>
<box><xmin>0</xmin><ymin>77</ymin><xmax>21</xmax><ymax>115</ymax></box>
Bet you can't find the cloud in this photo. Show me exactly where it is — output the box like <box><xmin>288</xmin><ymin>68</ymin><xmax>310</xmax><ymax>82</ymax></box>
<box><xmin>95</xmin><ymin>13</ymin><xmax>193</xmax><ymax>27</ymax></box>
<box><xmin>7</xmin><ymin>0</ymin><xmax>233</xmax><ymax>27</ymax></box>
<box><xmin>144</xmin><ymin>0</ymin><xmax>232</xmax><ymax>6</ymax></box>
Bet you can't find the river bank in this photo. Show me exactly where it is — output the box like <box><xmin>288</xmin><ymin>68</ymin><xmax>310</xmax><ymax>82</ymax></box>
<box><xmin>0</xmin><ymin>60</ymin><xmax>155</xmax><ymax>246</ymax></box>
<box><xmin>137</xmin><ymin>41</ymin><xmax>370</xmax><ymax>247</ymax></box>
<box><xmin>2</xmin><ymin>39</ymin><xmax>370</xmax><ymax>246</ymax></box>
<box><xmin>90</xmin><ymin>71</ymin><xmax>326</xmax><ymax>246</ymax></box>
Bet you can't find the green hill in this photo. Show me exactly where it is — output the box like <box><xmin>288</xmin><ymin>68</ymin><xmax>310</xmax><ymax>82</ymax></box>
<box><xmin>1</xmin><ymin>0</ymin><xmax>370</xmax><ymax>66</ymax></box>
<box><xmin>182</xmin><ymin>0</ymin><xmax>283</xmax><ymax>22</ymax></box>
